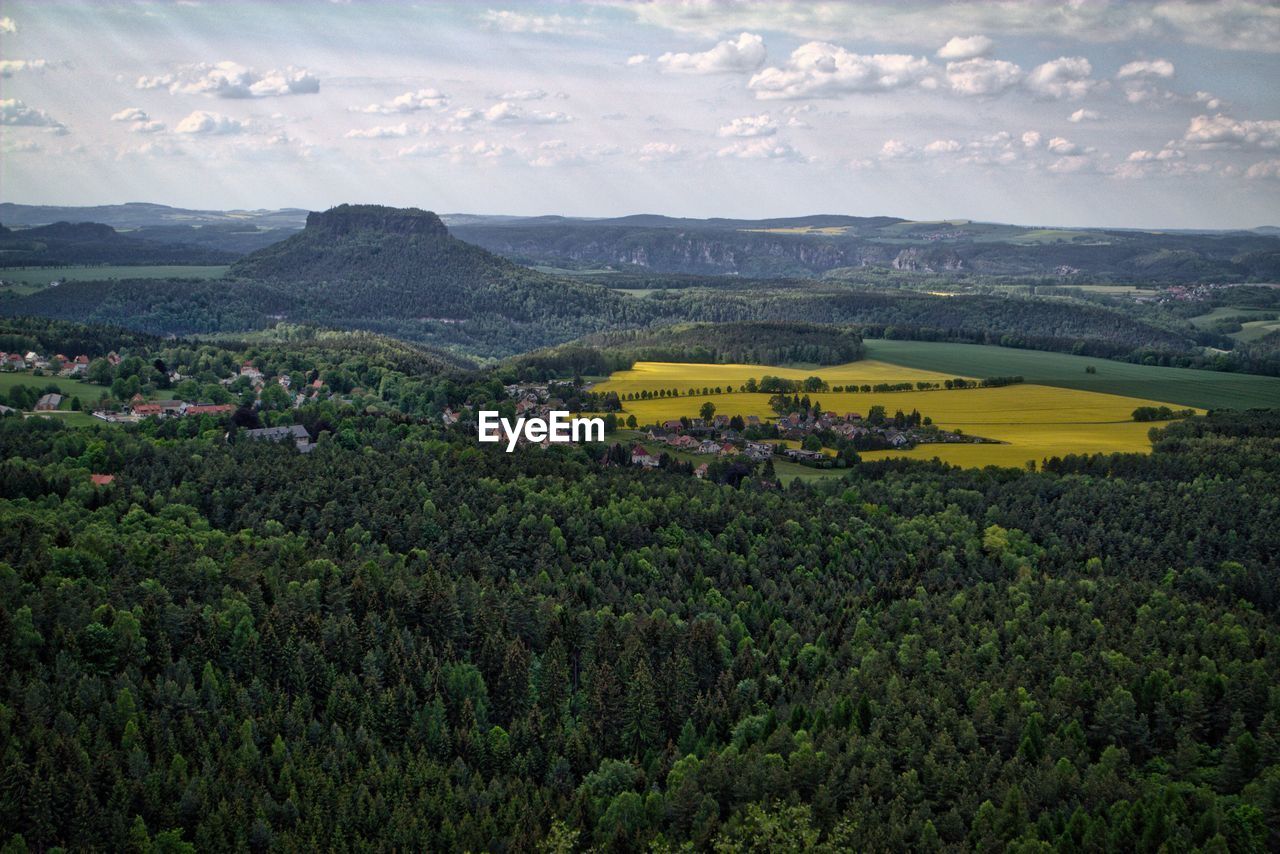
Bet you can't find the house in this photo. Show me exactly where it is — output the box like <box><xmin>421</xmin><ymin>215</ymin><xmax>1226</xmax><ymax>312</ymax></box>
<box><xmin>631</xmin><ymin>445</ymin><xmax>659</xmax><ymax>468</ymax></box>
<box><xmin>90</xmin><ymin>474</ymin><xmax>115</xmax><ymax>486</ymax></box>
<box><xmin>718</xmin><ymin>443</ymin><xmax>739</xmax><ymax>457</ymax></box>
<box><xmin>3</xmin><ymin>353</ymin><xmax>26</xmax><ymax>371</ymax></box>
<box><xmin>240</xmin><ymin>361</ymin><xmax>264</xmax><ymax>381</ymax></box>
<box><xmin>746</xmin><ymin>415</ymin><xmax>761</xmax><ymax>427</ymax></box>
<box><xmin>697</xmin><ymin>440</ymin><xmax>721</xmax><ymax>455</ymax></box>
<box><xmin>441</xmin><ymin>408</ymin><xmax>460</xmax><ymax>426</ymax></box>
<box><xmin>694</xmin><ymin>463</ymin><xmax>709</xmax><ymax>479</ymax></box>
<box><xmin>0</xmin><ymin>404</ymin><xmax>16</xmax><ymax>416</ymax></box>
<box><xmin>783</xmin><ymin>448</ymin><xmax>825</xmax><ymax>462</ymax></box>
<box><xmin>244</xmin><ymin>424</ymin><xmax>314</xmax><ymax>453</ymax></box>
<box><xmin>886</xmin><ymin>432</ymin><xmax>911</xmax><ymax>448</ymax></box>
<box><xmin>67</xmin><ymin>355</ymin><xmax>90</xmax><ymax>376</ymax></box>
<box><xmin>745</xmin><ymin>441</ymin><xmax>774</xmax><ymax>461</ymax></box>
<box><xmin>184</xmin><ymin>403</ymin><xmax>236</xmax><ymax>417</ymax></box>
<box><xmin>34</xmin><ymin>393</ymin><xmax>63</xmax><ymax>411</ymax></box>
<box><xmin>132</xmin><ymin>403</ymin><xmax>166</xmax><ymax>418</ymax></box>
<box><xmin>278</xmin><ymin>375</ymin><xmax>292</xmax><ymax>389</ymax></box>
<box><xmin>107</xmin><ymin>352</ymin><xmax>122</xmax><ymax>366</ymax></box>
<box><xmin>713</xmin><ymin>415</ymin><xmax>729</xmax><ymax>428</ymax></box>
<box><xmin>24</xmin><ymin>351</ymin><xmax>39</xmax><ymax>363</ymax></box>
<box><xmin>662</xmin><ymin>419</ymin><xmax>684</xmax><ymax>433</ymax></box>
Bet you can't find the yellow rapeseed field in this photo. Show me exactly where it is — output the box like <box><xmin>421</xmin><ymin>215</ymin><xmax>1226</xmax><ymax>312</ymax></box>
<box><xmin>592</xmin><ymin>361</ymin><xmax>1202</xmax><ymax>469</ymax></box>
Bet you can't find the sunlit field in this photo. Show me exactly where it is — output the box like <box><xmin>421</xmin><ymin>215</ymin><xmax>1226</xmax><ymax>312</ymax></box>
<box><xmin>593</xmin><ymin>361</ymin><xmax>1202</xmax><ymax>468</ymax></box>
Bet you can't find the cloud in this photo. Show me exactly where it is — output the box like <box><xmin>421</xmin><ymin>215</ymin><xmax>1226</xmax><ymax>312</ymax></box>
<box><xmin>1117</xmin><ymin>59</ymin><xmax>1175</xmax><ymax>79</ymax></box>
<box><xmin>0</xmin><ymin>59</ymin><xmax>50</xmax><ymax>77</ymax></box>
<box><xmin>717</xmin><ymin>114</ymin><xmax>777</xmax><ymax>138</ymax></box>
<box><xmin>1126</xmin><ymin>148</ymin><xmax>1184</xmax><ymax>162</ymax></box>
<box><xmin>1184</xmin><ymin>114</ymin><xmax>1280</xmax><ymax>150</ymax></box>
<box><xmin>1021</xmin><ymin>130</ymin><xmax>1042</xmax><ymax>148</ymax></box>
<box><xmin>0</xmin><ymin>17</ymin><xmax>14</xmax><ymax>34</ymax></box>
<box><xmin>945</xmin><ymin>58</ymin><xmax>1022</xmax><ymax>96</ymax></box>
<box><xmin>937</xmin><ymin>35</ymin><xmax>992</xmax><ymax>60</ymax></box>
<box><xmin>637</xmin><ymin>142</ymin><xmax>686</xmax><ymax>161</ymax></box>
<box><xmin>497</xmin><ymin>89</ymin><xmax>548</xmax><ymax>101</ymax></box>
<box><xmin>0</xmin><ymin>99</ymin><xmax>65</xmax><ymax>129</ymax></box>
<box><xmin>618</xmin><ymin>1</ymin><xmax>1280</xmax><ymax>54</ymax></box>
<box><xmin>626</xmin><ymin>54</ymin><xmax>648</xmax><ymax>66</ymax></box>
<box><xmin>749</xmin><ymin>42</ymin><xmax>932</xmax><ymax>99</ymax></box>
<box><xmin>111</xmin><ymin>107</ymin><xmax>150</xmax><ymax>123</ymax></box>
<box><xmin>483</xmin><ymin>101</ymin><xmax>572</xmax><ymax>124</ymax></box>
<box><xmin>3</xmin><ymin>139</ymin><xmax>40</xmax><ymax>154</ymax></box>
<box><xmin>138</xmin><ymin>61</ymin><xmax>318</xmax><ymax>98</ymax></box>
<box><xmin>396</xmin><ymin>142</ymin><xmax>450</xmax><ymax>158</ymax></box>
<box><xmin>345</xmin><ymin>123</ymin><xmax>413</xmax><ymax>139</ymax></box>
<box><xmin>1024</xmin><ymin>56</ymin><xmax>1096</xmax><ymax>100</ymax></box>
<box><xmin>174</xmin><ymin>110</ymin><xmax>245</xmax><ymax>135</ymax></box>
<box><xmin>359</xmin><ymin>89</ymin><xmax>450</xmax><ymax>114</ymax></box>
<box><xmin>658</xmin><ymin>32</ymin><xmax>766</xmax><ymax>74</ymax></box>
<box><xmin>716</xmin><ymin>139</ymin><xmax>804</xmax><ymax>160</ymax></box>
<box><xmin>482</xmin><ymin>9</ymin><xmax>590</xmax><ymax>35</ymax></box>
<box><xmin>924</xmin><ymin>139</ymin><xmax>962</xmax><ymax>154</ymax></box>
<box><xmin>110</xmin><ymin>107</ymin><xmax>164</xmax><ymax>133</ymax></box>
<box><xmin>1068</xmin><ymin>108</ymin><xmax>1102</xmax><ymax>123</ymax></box>
<box><xmin>1245</xmin><ymin>159</ymin><xmax>1280</xmax><ymax>179</ymax></box>
<box><xmin>1047</xmin><ymin>136</ymin><xmax>1090</xmax><ymax>156</ymax></box>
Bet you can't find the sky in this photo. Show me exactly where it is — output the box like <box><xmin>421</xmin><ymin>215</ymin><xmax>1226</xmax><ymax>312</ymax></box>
<box><xmin>1</xmin><ymin>0</ymin><xmax>1278</xmax><ymax>228</ymax></box>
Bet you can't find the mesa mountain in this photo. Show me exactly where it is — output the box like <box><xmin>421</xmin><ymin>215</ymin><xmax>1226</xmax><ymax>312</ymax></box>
<box><xmin>3</xmin><ymin>205</ymin><xmax>644</xmax><ymax>356</ymax></box>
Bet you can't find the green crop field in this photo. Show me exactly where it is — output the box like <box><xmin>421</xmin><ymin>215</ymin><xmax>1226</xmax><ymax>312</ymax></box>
<box><xmin>0</xmin><ymin>371</ymin><xmax>110</xmax><ymax>407</ymax></box>
<box><xmin>864</xmin><ymin>339</ymin><xmax>1280</xmax><ymax>410</ymax></box>
<box><xmin>0</xmin><ymin>265</ymin><xmax>229</xmax><ymax>289</ymax></box>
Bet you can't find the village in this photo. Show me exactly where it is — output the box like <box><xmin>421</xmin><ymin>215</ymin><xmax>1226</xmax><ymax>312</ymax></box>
<box><xmin>1</xmin><ymin>348</ymin><xmax>333</xmax><ymax>423</ymax></box>
<box><xmin>496</xmin><ymin>380</ymin><xmax>995</xmax><ymax>474</ymax></box>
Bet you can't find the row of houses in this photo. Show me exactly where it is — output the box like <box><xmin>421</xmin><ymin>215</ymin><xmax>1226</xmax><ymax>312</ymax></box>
<box><xmin>2</xmin><ymin>350</ymin><xmax>95</xmax><ymax>375</ymax></box>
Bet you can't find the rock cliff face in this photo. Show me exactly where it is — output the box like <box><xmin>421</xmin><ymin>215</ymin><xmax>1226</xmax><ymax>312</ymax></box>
<box><xmin>304</xmin><ymin>205</ymin><xmax>449</xmax><ymax>239</ymax></box>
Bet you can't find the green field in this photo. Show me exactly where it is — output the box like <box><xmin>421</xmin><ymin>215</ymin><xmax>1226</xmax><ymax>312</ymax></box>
<box><xmin>1188</xmin><ymin>306</ymin><xmax>1275</xmax><ymax>328</ymax></box>
<box><xmin>0</xmin><ymin>371</ymin><xmax>110</xmax><ymax>407</ymax></box>
<box><xmin>0</xmin><ymin>265</ymin><xmax>229</xmax><ymax>289</ymax></box>
<box><xmin>864</xmin><ymin>339</ymin><xmax>1280</xmax><ymax>410</ymax></box>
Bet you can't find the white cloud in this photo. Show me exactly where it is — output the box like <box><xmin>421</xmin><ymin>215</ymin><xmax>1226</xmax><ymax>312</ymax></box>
<box><xmin>358</xmin><ymin>88</ymin><xmax>449</xmax><ymax>114</ymax></box>
<box><xmin>1068</xmin><ymin>109</ymin><xmax>1102</xmax><ymax>123</ymax></box>
<box><xmin>0</xmin><ymin>17</ymin><xmax>14</xmax><ymax>34</ymax></box>
<box><xmin>936</xmin><ymin>35</ymin><xmax>992</xmax><ymax>60</ymax></box>
<box><xmin>110</xmin><ymin>107</ymin><xmax>163</xmax><ymax>133</ymax></box>
<box><xmin>111</xmin><ymin>107</ymin><xmax>150</xmax><ymax>123</ymax></box>
<box><xmin>1021</xmin><ymin>131</ymin><xmax>1042</xmax><ymax>148</ymax></box>
<box><xmin>1024</xmin><ymin>56</ymin><xmax>1096</xmax><ymax>100</ymax></box>
<box><xmin>1117</xmin><ymin>59</ymin><xmax>1175</xmax><ymax>79</ymax></box>
<box><xmin>1194</xmin><ymin>91</ymin><xmax>1224</xmax><ymax>111</ymax></box>
<box><xmin>658</xmin><ymin>32</ymin><xmax>766</xmax><ymax>74</ymax></box>
<box><xmin>879</xmin><ymin>139</ymin><xmax>917</xmax><ymax>160</ymax></box>
<box><xmin>1126</xmin><ymin>148</ymin><xmax>1184</xmax><ymax>162</ymax></box>
<box><xmin>637</xmin><ymin>142</ymin><xmax>686</xmax><ymax>161</ymax></box>
<box><xmin>482</xmin><ymin>10</ymin><xmax>589</xmax><ymax>35</ymax></box>
<box><xmin>924</xmin><ymin>139</ymin><xmax>962</xmax><ymax>154</ymax></box>
<box><xmin>0</xmin><ymin>59</ymin><xmax>50</xmax><ymax>77</ymax></box>
<box><xmin>0</xmin><ymin>99</ymin><xmax>65</xmax><ymax>129</ymax></box>
<box><xmin>945</xmin><ymin>58</ymin><xmax>1022</xmax><ymax>96</ymax></box>
<box><xmin>749</xmin><ymin>42</ymin><xmax>932</xmax><ymax>99</ymax></box>
<box><xmin>1047</xmin><ymin>136</ymin><xmax>1089</xmax><ymax>156</ymax></box>
<box><xmin>619</xmin><ymin>1</ymin><xmax>1280</xmax><ymax>55</ymax></box>
<box><xmin>3</xmin><ymin>139</ymin><xmax>40</xmax><ymax>154</ymax></box>
<box><xmin>626</xmin><ymin>54</ymin><xmax>648</xmax><ymax>66</ymax></box>
<box><xmin>174</xmin><ymin>110</ymin><xmax>245</xmax><ymax>135</ymax></box>
<box><xmin>716</xmin><ymin>139</ymin><xmax>804</xmax><ymax>160</ymax></box>
<box><xmin>1245</xmin><ymin>159</ymin><xmax>1280</xmax><ymax>179</ymax></box>
<box><xmin>498</xmin><ymin>89</ymin><xmax>547</xmax><ymax>101</ymax></box>
<box><xmin>396</xmin><ymin>142</ymin><xmax>449</xmax><ymax>158</ymax></box>
<box><xmin>138</xmin><ymin>61</ymin><xmax>319</xmax><ymax>98</ymax></box>
<box><xmin>717</xmin><ymin>114</ymin><xmax>777</xmax><ymax>138</ymax></box>
<box><xmin>345</xmin><ymin>123</ymin><xmax>413</xmax><ymax>139</ymax></box>
<box><xmin>484</xmin><ymin>101</ymin><xmax>572</xmax><ymax>124</ymax></box>
<box><xmin>1184</xmin><ymin>114</ymin><xmax>1280</xmax><ymax>150</ymax></box>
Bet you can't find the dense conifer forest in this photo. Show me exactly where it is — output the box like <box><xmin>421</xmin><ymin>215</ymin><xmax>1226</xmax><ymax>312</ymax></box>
<box><xmin>1</xmin><ymin>346</ymin><xmax>1278</xmax><ymax>849</ymax></box>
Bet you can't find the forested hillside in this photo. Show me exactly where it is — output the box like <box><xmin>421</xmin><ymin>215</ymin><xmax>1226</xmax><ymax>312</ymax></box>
<box><xmin>0</xmin><ymin>222</ymin><xmax>238</xmax><ymax>267</ymax></box>
<box><xmin>1</xmin><ymin>399</ymin><xmax>1277</xmax><ymax>851</ymax></box>
<box><xmin>452</xmin><ymin>216</ymin><xmax>1280</xmax><ymax>282</ymax></box>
